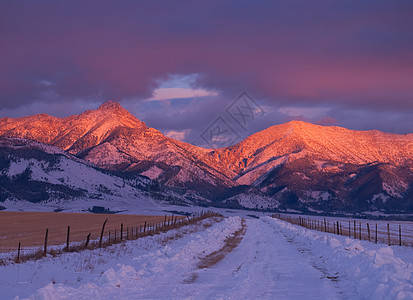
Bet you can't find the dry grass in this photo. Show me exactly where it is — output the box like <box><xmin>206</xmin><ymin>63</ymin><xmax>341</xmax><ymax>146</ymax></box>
<box><xmin>0</xmin><ymin>211</ymin><xmax>167</xmax><ymax>253</ymax></box>
<box><xmin>197</xmin><ymin>219</ymin><xmax>247</xmax><ymax>269</ymax></box>
<box><xmin>183</xmin><ymin>273</ymin><xmax>199</xmax><ymax>284</ymax></box>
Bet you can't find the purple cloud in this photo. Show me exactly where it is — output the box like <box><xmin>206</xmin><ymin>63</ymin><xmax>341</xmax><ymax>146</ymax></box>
<box><xmin>1</xmin><ymin>0</ymin><xmax>412</xmax><ymax>140</ymax></box>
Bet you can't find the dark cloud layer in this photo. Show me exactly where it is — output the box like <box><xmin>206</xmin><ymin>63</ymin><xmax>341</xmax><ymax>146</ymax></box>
<box><xmin>1</xmin><ymin>0</ymin><xmax>412</xmax><ymax>141</ymax></box>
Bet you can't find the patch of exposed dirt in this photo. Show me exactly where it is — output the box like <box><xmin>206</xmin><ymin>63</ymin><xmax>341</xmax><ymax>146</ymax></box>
<box><xmin>197</xmin><ymin>219</ymin><xmax>247</xmax><ymax>269</ymax></box>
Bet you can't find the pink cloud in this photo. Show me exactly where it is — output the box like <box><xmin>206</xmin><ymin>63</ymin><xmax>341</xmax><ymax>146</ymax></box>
<box><xmin>1</xmin><ymin>0</ymin><xmax>412</xmax><ymax>136</ymax></box>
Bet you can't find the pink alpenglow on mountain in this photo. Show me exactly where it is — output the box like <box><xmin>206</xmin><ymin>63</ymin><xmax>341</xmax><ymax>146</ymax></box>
<box><xmin>1</xmin><ymin>101</ymin><xmax>412</xmax><ymax>214</ymax></box>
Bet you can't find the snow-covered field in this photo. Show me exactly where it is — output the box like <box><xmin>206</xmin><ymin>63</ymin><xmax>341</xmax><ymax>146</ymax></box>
<box><xmin>2</xmin><ymin>215</ymin><xmax>413</xmax><ymax>299</ymax></box>
<box><xmin>289</xmin><ymin>214</ymin><xmax>413</xmax><ymax>247</ymax></box>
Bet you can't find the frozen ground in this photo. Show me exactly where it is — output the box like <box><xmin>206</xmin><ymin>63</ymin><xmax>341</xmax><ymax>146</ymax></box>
<box><xmin>1</xmin><ymin>216</ymin><xmax>413</xmax><ymax>299</ymax></box>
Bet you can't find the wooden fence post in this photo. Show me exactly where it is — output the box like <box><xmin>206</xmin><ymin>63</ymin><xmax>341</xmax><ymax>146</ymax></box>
<box><xmin>66</xmin><ymin>226</ymin><xmax>70</xmax><ymax>251</ymax></box>
<box><xmin>399</xmin><ymin>225</ymin><xmax>402</xmax><ymax>246</ymax></box>
<box><xmin>17</xmin><ymin>242</ymin><xmax>21</xmax><ymax>262</ymax></box>
<box><xmin>43</xmin><ymin>228</ymin><xmax>48</xmax><ymax>257</ymax></box>
<box><xmin>324</xmin><ymin>218</ymin><xmax>327</xmax><ymax>232</ymax></box>
<box><xmin>359</xmin><ymin>222</ymin><xmax>362</xmax><ymax>240</ymax></box>
<box><xmin>367</xmin><ymin>223</ymin><xmax>370</xmax><ymax>241</ymax></box>
<box><xmin>348</xmin><ymin>221</ymin><xmax>351</xmax><ymax>237</ymax></box>
<box><xmin>99</xmin><ymin>219</ymin><xmax>108</xmax><ymax>248</ymax></box>
<box><xmin>144</xmin><ymin>221</ymin><xmax>147</xmax><ymax>233</ymax></box>
<box><xmin>375</xmin><ymin>224</ymin><xmax>378</xmax><ymax>244</ymax></box>
<box><xmin>121</xmin><ymin>223</ymin><xmax>124</xmax><ymax>241</ymax></box>
<box><xmin>354</xmin><ymin>220</ymin><xmax>356</xmax><ymax>239</ymax></box>
<box><xmin>336</xmin><ymin>221</ymin><xmax>340</xmax><ymax>235</ymax></box>
<box><xmin>85</xmin><ymin>233</ymin><xmax>91</xmax><ymax>249</ymax></box>
<box><xmin>387</xmin><ymin>223</ymin><xmax>391</xmax><ymax>246</ymax></box>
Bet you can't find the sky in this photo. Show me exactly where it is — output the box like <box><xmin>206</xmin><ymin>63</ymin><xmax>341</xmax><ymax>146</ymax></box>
<box><xmin>1</xmin><ymin>1</ymin><xmax>412</xmax><ymax>147</ymax></box>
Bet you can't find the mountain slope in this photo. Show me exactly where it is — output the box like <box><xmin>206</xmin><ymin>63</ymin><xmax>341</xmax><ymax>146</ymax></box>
<box><xmin>0</xmin><ymin>101</ymin><xmax>234</xmax><ymax>190</ymax></box>
<box><xmin>0</xmin><ymin>101</ymin><xmax>146</xmax><ymax>154</ymax></box>
<box><xmin>209</xmin><ymin>121</ymin><xmax>413</xmax><ymax>213</ymax></box>
<box><xmin>0</xmin><ymin>137</ymin><xmax>201</xmax><ymax>211</ymax></box>
<box><xmin>1</xmin><ymin>102</ymin><xmax>413</xmax><ymax>214</ymax></box>
<box><xmin>207</xmin><ymin>120</ymin><xmax>413</xmax><ymax>185</ymax></box>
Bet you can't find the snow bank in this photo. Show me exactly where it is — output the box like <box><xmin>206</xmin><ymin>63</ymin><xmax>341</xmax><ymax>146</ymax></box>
<box><xmin>266</xmin><ymin>217</ymin><xmax>413</xmax><ymax>300</ymax></box>
<box><xmin>22</xmin><ymin>217</ymin><xmax>242</xmax><ymax>300</ymax></box>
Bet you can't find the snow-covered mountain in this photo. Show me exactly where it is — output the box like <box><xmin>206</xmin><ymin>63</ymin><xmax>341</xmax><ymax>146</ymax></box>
<box><xmin>1</xmin><ymin>101</ymin><xmax>412</xmax><ymax>214</ymax></box>
<box><xmin>0</xmin><ymin>137</ymin><xmax>203</xmax><ymax>212</ymax></box>
<box><xmin>0</xmin><ymin>101</ymin><xmax>233</xmax><ymax>192</ymax></box>
<box><xmin>206</xmin><ymin>121</ymin><xmax>413</xmax><ymax>213</ymax></box>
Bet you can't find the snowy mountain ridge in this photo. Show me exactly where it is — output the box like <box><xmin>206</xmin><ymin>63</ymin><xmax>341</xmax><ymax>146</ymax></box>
<box><xmin>1</xmin><ymin>101</ymin><xmax>412</xmax><ymax>213</ymax></box>
<box><xmin>0</xmin><ymin>137</ymin><xmax>202</xmax><ymax>212</ymax></box>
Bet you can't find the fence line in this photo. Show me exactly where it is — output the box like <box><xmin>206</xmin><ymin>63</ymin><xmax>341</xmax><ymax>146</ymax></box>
<box><xmin>272</xmin><ymin>214</ymin><xmax>412</xmax><ymax>247</ymax></box>
<box><xmin>2</xmin><ymin>211</ymin><xmax>219</xmax><ymax>264</ymax></box>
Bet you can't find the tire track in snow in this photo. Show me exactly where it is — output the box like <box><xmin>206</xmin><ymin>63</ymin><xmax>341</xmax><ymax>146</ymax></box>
<box><xmin>185</xmin><ymin>218</ymin><xmax>340</xmax><ymax>299</ymax></box>
<box><xmin>183</xmin><ymin>219</ymin><xmax>247</xmax><ymax>284</ymax></box>
<box><xmin>197</xmin><ymin>219</ymin><xmax>247</xmax><ymax>269</ymax></box>
<box><xmin>263</xmin><ymin>218</ymin><xmax>345</xmax><ymax>297</ymax></box>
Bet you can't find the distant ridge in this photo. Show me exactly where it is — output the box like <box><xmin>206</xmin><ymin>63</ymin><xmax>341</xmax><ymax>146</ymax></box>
<box><xmin>1</xmin><ymin>101</ymin><xmax>412</xmax><ymax>213</ymax></box>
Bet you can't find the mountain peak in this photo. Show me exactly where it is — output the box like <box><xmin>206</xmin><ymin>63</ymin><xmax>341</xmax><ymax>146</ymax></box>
<box><xmin>97</xmin><ymin>100</ymin><xmax>123</xmax><ymax>111</ymax></box>
<box><xmin>285</xmin><ymin>120</ymin><xmax>319</xmax><ymax>130</ymax></box>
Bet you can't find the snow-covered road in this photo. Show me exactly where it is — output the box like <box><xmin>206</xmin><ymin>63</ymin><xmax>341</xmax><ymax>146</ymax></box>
<box><xmin>3</xmin><ymin>216</ymin><xmax>413</xmax><ymax>299</ymax></box>
<box><xmin>183</xmin><ymin>218</ymin><xmax>338</xmax><ymax>299</ymax></box>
